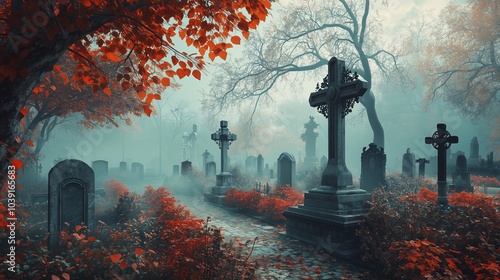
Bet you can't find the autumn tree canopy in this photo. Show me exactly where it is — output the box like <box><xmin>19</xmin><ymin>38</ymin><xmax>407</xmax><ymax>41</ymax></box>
<box><xmin>421</xmin><ymin>0</ymin><xmax>499</xmax><ymax>119</ymax></box>
<box><xmin>0</xmin><ymin>0</ymin><xmax>272</xmax><ymax>184</ymax></box>
<box><xmin>203</xmin><ymin>0</ymin><xmax>409</xmax><ymax>148</ymax></box>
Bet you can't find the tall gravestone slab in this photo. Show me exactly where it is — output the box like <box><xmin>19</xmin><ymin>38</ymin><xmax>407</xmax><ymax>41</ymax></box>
<box><xmin>181</xmin><ymin>160</ymin><xmax>192</xmax><ymax>176</ymax></box>
<box><xmin>48</xmin><ymin>159</ymin><xmax>95</xmax><ymax>251</ymax></box>
<box><xmin>245</xmin><ymin>156</ymin><xmax>257</xmax><ymax>176</ymax></box>
<box><xmin>92</xmin><ymin>160</ymin><xmax>108</xmax><ymax>178</ymax></box>
<box><xmin>416</xmin><ymin>158</ymin><xmax>430</xmax><ymax>178</ymax></box>
<box><xmin>320</xmin><ymin>155</ymin><xmax>328</xmax><ymax>168</ymax></box>
<box><xmin>206</xmin><ymin>161</ymin><xmax>216</xmax><ymax>178</ymax></box>
<box><xmin>301</xmin><ymin>116</ymin><xmax>319</xmax><ymax>170</ymax></box>
<box><xmin>205</xmin><ymin>120</ymin><xmax>237</xmax><ymax>204</ymax></box>
<box><xmin>284</xmin><ymin>57</ymin><xmax>370</xmax><ymax>260</ymax></box>
<box><xmin>277</xmin><ymin>153</ymin><xmax>296</xmax><ymax>187</ymax></box>
<box><xmin>402</xmin><ymin>148</ymin><xmax>415</xmax><ymax>177</ymax></box>
<box><xmin>131</xmin><ymin>162</ymin><xmax>144</xmax><ymax>181</ymax></box>
<box><xmin>469</xmin><ymin>137</ymin><xmax>480</xmax><ymax>166</ymax></box>
<box><xmin>360</xmin><ymin>143</ymin><xmax>386</xmax><ymax>192</ymax></box>
<box><xmin>451</xmin><ymin>155</ymin><xmax>472</xmax><ymax>193</ymax></box>
<box><xmin>202</xmin><ymin>150</ymin><xmax>211</xmax><ymax>175</ymax></box>
<box><xmin>119</xmin><ymin>161</ymin><xmax>127</xmax><ymax>173</ymax></box>
<box><xmin>257</xmin><ymin>154</ymin><xmax>264</xmax><ymax>178</ymax></box>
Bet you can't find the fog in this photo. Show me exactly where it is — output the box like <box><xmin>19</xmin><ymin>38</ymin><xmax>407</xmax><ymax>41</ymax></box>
<box><xmin>37</xmin><ymin>0</ymin><xmax>496</xmax><ymax>186</ymax></box>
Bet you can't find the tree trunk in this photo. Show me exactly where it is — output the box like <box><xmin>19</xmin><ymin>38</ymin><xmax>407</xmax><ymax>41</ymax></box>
<box><xmin>360</xmin><ymin>90</ymin><xmax>385</xmax><ymax>148</ymax></box>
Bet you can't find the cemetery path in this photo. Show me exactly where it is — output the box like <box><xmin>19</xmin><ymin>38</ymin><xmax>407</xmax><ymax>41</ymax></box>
<box><xmin>174</xmin><ymin>195</ymin><xmax>379</xmax><ymax>280</ymax></box>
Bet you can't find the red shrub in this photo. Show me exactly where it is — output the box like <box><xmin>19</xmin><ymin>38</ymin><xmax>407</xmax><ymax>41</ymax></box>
<box><xmin>471</xmin><ymin>175</ymin><xmax>500</xmax><ymax>188</ymax></box>
<box><xmin>103</xmin><ymin>179</ymin><xmax>129</xmax><ymax>205</ymax></box>
<box><xmin>271</xmin><ymin>185</ymin><xmax>303</xmax><ymax>205</ymax></box>
<box><xmin>257</xmin><ymin>197</ymin><xmax>293</xmax><ymax>222</ymax></box>
<box><xmin>223</xmin><ymin>188</ymin><xmax>261</xmax><ymax>214</ymax></box>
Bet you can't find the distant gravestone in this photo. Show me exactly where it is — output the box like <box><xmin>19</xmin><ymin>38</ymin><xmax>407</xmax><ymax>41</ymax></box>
<box><xmin>257</xmin><ymin>154</ymin><xmax>264</xmax><ymax>178</ymax></box>
<box><xmin>470</xmin><ymin>137</ymin><xmax>479</xmax><ymax>158</ymax></box>
<box><xmin>264</xmin><ymin>163</ymin><xmax>270</xmax><ymax>177</ymax></box>
<box><xmin>416</xmin><ymin>158</ymin><xmax>430</xmax><ymax>178</ymax></box>
<box><xmin>181</xmin><ymin>160</ymin><xmax>192</xmax><ymax>176</ymax></box>
<box><xmin>402</xmin><ymin>148</ymin><xmax>415</xmax><ymax>177</ymax></box>
<box><xmin>320</xmin><ymin>155</ymin><xmax>327</xmax><ymax>168</ymax></box>
<box><xmin>119</xmin><ymin>161</ymin><xmax>127</xmax><ymax>173</ymax></box>
<box><xmin>202</xmin><ymin>150</ymin><xmax>211</xmax><ymax>175</ymax></box>
<box><xmin>360</xmin><ymin>143</ymin><xmax>386</xmax><ymax>192</ymax></box>
<box><xmin>245</xmin><ymin>156</ymin><xmax>257</xmax><ymax>176</ymax></box>
<box><xmin>451</xmin><ymin>155</ymin><xmax>472</xmax><ymax>193</ymax></box>
<box><xmin>131</xmin><ymin>162</ymin><xmax>144</xmax><ymax>181</ymax></box>
<box><xmin>270</xmin><ymin>169</ymin><xmax>275</xmax><ymax>179</ymax></box>
<box><xmin>301</xmin><ymin>116</ymin><xmax>319</xmax><ymax>170</ymax></box>
<box><xmin>172</xmin><ymin>165</ymin><xmax>179</xmax><ymax>177</ymax></box>
<box><xmin>277</xmin><ymin>153</ymin><xmax>296</xmax><ymax>187</ymax></box>
<box><xmin>92</xmin><ymin>160</ymin><xmax>108</xmax><ymax>178</ymax></box>
<box><xmin>487</xmin><ymin>151</ymin><xmax>494</xmax><ymax>166</ymax></box>
<box><xmin>206</xmin><ymin>161</ymin><xmax>216</xmax><ymax>178</ymax></box>
<box><xmin>48</xmin><ymin>159</ymin><xmax>95</xmax><ymax>251</ymax></box>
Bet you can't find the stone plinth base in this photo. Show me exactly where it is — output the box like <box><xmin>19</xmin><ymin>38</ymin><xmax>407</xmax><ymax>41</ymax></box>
<box><xmin>283</xmin><ymin>186</ymin><xmax>371</xmax><ymax>260</ymax></box>
<box><xmin>204</xmin><ymin>186</ymin><xmax>231</xmax><ymax>205</ymax></box>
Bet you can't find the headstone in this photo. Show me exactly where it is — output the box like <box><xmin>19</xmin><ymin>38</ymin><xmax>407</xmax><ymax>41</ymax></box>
<box><xmin>425</xmin><ymin>123</ymin><xmax>459</xmax><ymax>206</ymax></box>
<box><xmin>284</xmin><ymin>57</ymin><xmax>370</xmax><ymax>260</ymax></box>
<box><xmin>172</xmin><ymin>165</ymin><xmax>180</xmax><ymax>176</ymax></box>
<box><xmin>402</xmin><ymin>148</ymin><xmax>415</xmax><ymax>177</ymax></box>
<box><xmin>206</xmin><ymin>161</ymin><xmax>216</xmax><ymax>178</ymax></box>
<box><xmin>277</xmin><ymin>153</ymin><xmax>296</xmax><ymax>187</ymax></box>
<box><xmin>320</xmin><ymin>155</ymin><xmax>328</xmax><ymax>168</ymax></box>
<box><xmin>470</xmin><ymin>137</ymin><xmax>479</xmax><ymax>158</ymax></box>
<box><xmin>487</xmin><ymin>151</ymin><xmax>494</xmax><ymax>166</ymax></box>
<box><xmin>301</xmin><ymin>116</ymin><xmax>319</xmax><ymax>170</ymax></box>
<box><xmin>451</xmin><ymin>155</ymin><xmax>472</xmax><ymax>193</ymax></box>
<box><xmin>48</xmin><ymin>159</ymin><xmax>95</xmax><ymax>251</ymax></box>
<box><xmin>264</xmin><ymin>163</ymin><xmax>270</xmax><ymax>177</ymax></box>
<box><xmin>131</xmin><ymin>162</ymin><xmax>144</xmax><ymax>181</ymax></box>
<box><xmin>245</xmin><ymin>156</ymin><xmax>257</xmax><ymax>176</ymax></box>
<box><xmin>269</xmin><ymin>169</ymin><xmax>275</xmax><ymax>179</ymax></box>
<box><xmin>204</xmin><ymin>120</ymin><xmax>237</xmax><ymax>204</ymax></box>
<box><xmin>189</xmin><ymin>124</ymin><xmax>198</xmax><ymax>167</ymax></box>
<box><xmin>119</xmin><ymin>161</ymin><xmax>127</xmax><ymax>173</ymax></box>
<box><xmin>416</xmin><ymin>158</ymin><xmax>429</xmax><ymax>178</ymax></box>
<box><xmin>257</xmin><ymin>154</ymin><xmax>264</xmax><ymax>178</ymax></box>
<box><xmin>202</xmin><ymin>149</ymin><xmax>211</xmax><ymax>174</ymax></box>
<box><xmin>360</xmin><ymin>143</ymin><xmax>386</xmax><ymax>192</ymax></box>
<box><xmin>181</xmin><ymin>160</ymin><xmax>192</xmax><ymax>176</ymax></box>
<box><xmin>92</xmin><ymin>160</ymin><xmax>108</xmax><ymax>178</ymax></box>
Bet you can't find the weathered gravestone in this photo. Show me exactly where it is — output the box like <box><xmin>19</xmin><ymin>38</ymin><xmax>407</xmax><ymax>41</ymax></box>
<box><xmin>202</xmin><ymin>150</ymin><xmax>211</xmax><ymax>175</ymax></box>
<box><xmin>181</xmin><ymin>160</ymin><xmax>192</xmax><ymax>176</ymax></box>
<box><xmin>320</xmin><ymin>155</ymin><xmax>328</xmax><ymax>168</ymax></box>
<box><xmin>402</xmin><ymin>148</ymin><xmax>415</xmax><ymax>177</ymax></box>
<box><xmin>425</xmin><ymin>123</ymin><xmax>459</xmax><ymax>206</ymax></box>
<box><xmin>450</xmin><ymin>155</ymin><xmax>472</xmax><ymax>193</ymax></box>
<box><xmin>48</xmin><ymin>159</ymin><xmax>95</xmax><ymax>251</ymax></box>
<box><xmin>245</xmin><ymin>156</ymin><xmax>257</xmax><ymax>176</ymax></box>
<box><xmin>284</xmin><ymin>57</ymin><xmax>370</xmax><ymax>259</ymax></box>
<box><xmin>119</xmin><ymin>161</ymin><xmax>127</xmax><ymax>173</ymax></box>
<box><xmin>131</xmin><ymin>162</ymin><xmax>144</xmax><ymax>181</ymax></box>
<box><xmin>269</xmin><ymin>169</ymin><xmax>274</xmax><ymax>179</ymax></box>
<box><xmin>204</xmin><ymin>120</ymin><xmax>237</xmax><ymax>204</ymax></box>
<box><xmin>257</xmin><ymin>154</ymin><xmax>264</xmax><ymax>178</ymax></box>
<box><xmin>416</xmin><ymin>158</ymin><xmax>430</xmax><ymax>178</ymax></box>
<box><xmin>277</xmin><ymin>153</ymin><xmax>296</xmax><ymax>187</ymax></box>
<box><xmin>469</xmin><ymin>137</ymin><xmax>480</xmax><ymax>166</ymax></box>
<box><xmin>301</xmin><ymin>116</ymin><xmax>319</xmax><ymax>170</ymax></box>
<box><xmin>360</xmin><ymin>143</ymin><xmax>386</xmax><ymax>192</ymax></box>
<box><xmin>172</xmin><ymin>165</ymin><xmax>179</xmax><ymax>177</ymax></box>
<box><xmin>92</xmin><ymin>160</ymin><xmax>108</xmax><ymax>188</ymax></box>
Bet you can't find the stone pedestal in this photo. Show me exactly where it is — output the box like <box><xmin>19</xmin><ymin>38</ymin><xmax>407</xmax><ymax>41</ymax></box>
<box><xmin>284</xmin><ymin>186</ymin><xmax>370</xmax><ymax>259</ymax></box>
<box><xmin>204</xmin><ymin>172</ymin><xmax>233</xmax><ymax>205</ymax></box>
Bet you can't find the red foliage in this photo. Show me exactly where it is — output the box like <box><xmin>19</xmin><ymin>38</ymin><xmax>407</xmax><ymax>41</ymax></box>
<box><xmin>257</xmin><ymin>197</ymin><xmax>292</xmax><ymax>222</ymax></box>
<box><xmin>223</xmin><ymin>188</ymin><xmax>262</xmax><ymax>214</ymax></box>
<box><xmin>415</xmin><ymin>187</ymin><xmax>438</xmax><ymax>202</ymax></box>
<box><xmin>103</xmin><ymin>179</ymin><xmax>129</xmax><ymax>205</ymax></box>
<box><xmin>471</xmin><ymin>175</ymin><xmax>500</xmax><ymax>188</ymax></box>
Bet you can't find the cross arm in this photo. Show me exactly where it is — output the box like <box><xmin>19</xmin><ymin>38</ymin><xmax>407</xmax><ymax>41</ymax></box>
<box><xmin>309</xmin><ymin>89</ymin><xmax>328</xmax><ymax>107</ymax></box>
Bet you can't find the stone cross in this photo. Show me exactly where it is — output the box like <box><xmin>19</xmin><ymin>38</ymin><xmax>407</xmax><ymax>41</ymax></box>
<box><xmin>415</xmin><ymin>158</ymin><xmax>429</xmax><ymax>178</ymax></box>
<box><xmin>425</xmin><ymin>123</ymin><xmax>458</xmax><ymax>206</ymax></box>
<box><xmin>211</xmin><ymin>120</ymin><xmax>237</xmax><ymax>174</ymax></box>
<box><xmin>309</xmin><ymin>57</ymin><xmax>368</xmax><ymax>188</ymax></box>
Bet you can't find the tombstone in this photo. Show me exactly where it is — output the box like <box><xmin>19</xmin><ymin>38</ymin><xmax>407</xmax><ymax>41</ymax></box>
<box><xmin>301</xmin><ymin>116</ymin><xmax>320</xmax><ymax>170</ymax></box>
<box><xmin>131</xmin><ymin>162</ymin><xmax>144</xmax><ymax>181</ymax></box>
<box><xmin>277</xmin><ymin>153</ymin><xmax>296</xmax><ymax>187</ymax></box>
<box><xmin>182</xmin><ymin>132</ymin><xmax>190</xmax><ymax>161</ymax></box>
<box><xmin>284</xmin><ymin>57</ymin><xmax>371</xmax><ymax>259</ymax></box>
<box><xmin>257</xmin><ymin>154</ymin><xmax>264</xmax><ymax>178</ymax></box>
<box><xmin>119</xmin><ymin>161</ymin><xmax>127</xmax><ymax>173</ymax></box>
<box><xmin>264</xmin><ymin>163</ymin><xmax>270</xmax><ymax>177</ymax></box>
<box><xmin>48</xmin><ymin>159</ymin><xmax>95</xmax><ymax>251</ymax></box>
<box><xmin>320</xmin><ymin>155</ymin><xmax>328</xmax><ymax>168</ymax></box>
<box><xmin>469</xmin><ymin>137</ymin><xmax>480</xmax><ymax>166</ymax></box>
<box><xmin>92</xmin><ymin>160</ymin><xmax>108</xmax><ymax>178</ymax></box>
<box><xmin>172</xmin><ymin>165</ymin><xmax>180</xmax><ymax>177</ymax></box>
<box><xmin>450</xmin><ymin>155</ymin><xmax>472</xmax><ymax>193</ymax></box>
<box><xmin>206</xmin><ymin>161</ymin><xmax>216</xmax><ymax>178</ymax></box>
<box><xmin>402</xmin><ymin>148</ymin><xmax>415</xmax><ymax>177</ymax></box>
<box><xmin>181</xmin><ymin>160</ymin><xmax>192</xmax><ymax>176</ymax></box>
<box><xmin>245</xmin><ymin>156</ymin><xmax>257</xmax><ymax>176</ymax></box>
<box><xmin>204</xmin><ymin>120</ymin><xmax>237</xmax><ymax>204</ymax></box>
<box><xmin>416</xmin><ymin>158</ymin><xmax>430</xmax><ymax>178</ymax></box>
<box><xmin>425</xmin><ymin>123</ymin><xmax>459</xmax><ymax>206</ymax></box>
<box><xmin>487</xmin><ymin>151</ymin><xmax>494</xmax><ymax>166</ymax></box>
<box><xmin>360</xmin><ymin>143</ymin><xmax>386</xmax><ymax>192</ymax></box>
<box><xmin>269</xmin><ymin>169</ymin><xmax>275</xmax><ymax>179</ymax></box>
<box><xmin>202</xmin><ymin>149</ymin><xmax>211</xmax><ymax>175</ymax></box>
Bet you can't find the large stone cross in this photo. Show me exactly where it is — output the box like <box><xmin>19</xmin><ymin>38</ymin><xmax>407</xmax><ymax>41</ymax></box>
<box><xmin>309</xmin><ymin>57</ymin><xmax>368</xmax><ymax>189</ymax></box>
<box><xmin>425</xmin><ymin>123</ymin><xmax>458</xmax><ymax>206</ymax></box>
<box><xmin>211</xmin><ymin>120</ymin><xmax>236</xmax><ymax>174</ymax></box>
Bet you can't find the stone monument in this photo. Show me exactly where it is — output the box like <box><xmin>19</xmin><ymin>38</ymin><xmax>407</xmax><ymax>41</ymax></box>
<box><xmin>360</xmin><ymin>143</ymin><xmax>386</xmax><ymax>193</ymax></box>
<box><xmin>402</xmin><ymin>148</ymin><xmax>415</xmax><ymax>177</ymax></box>
<box><xmin>301</xmin><ymin>116</ymin><xmax>319</xmax><ymax>170</ymax></box>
